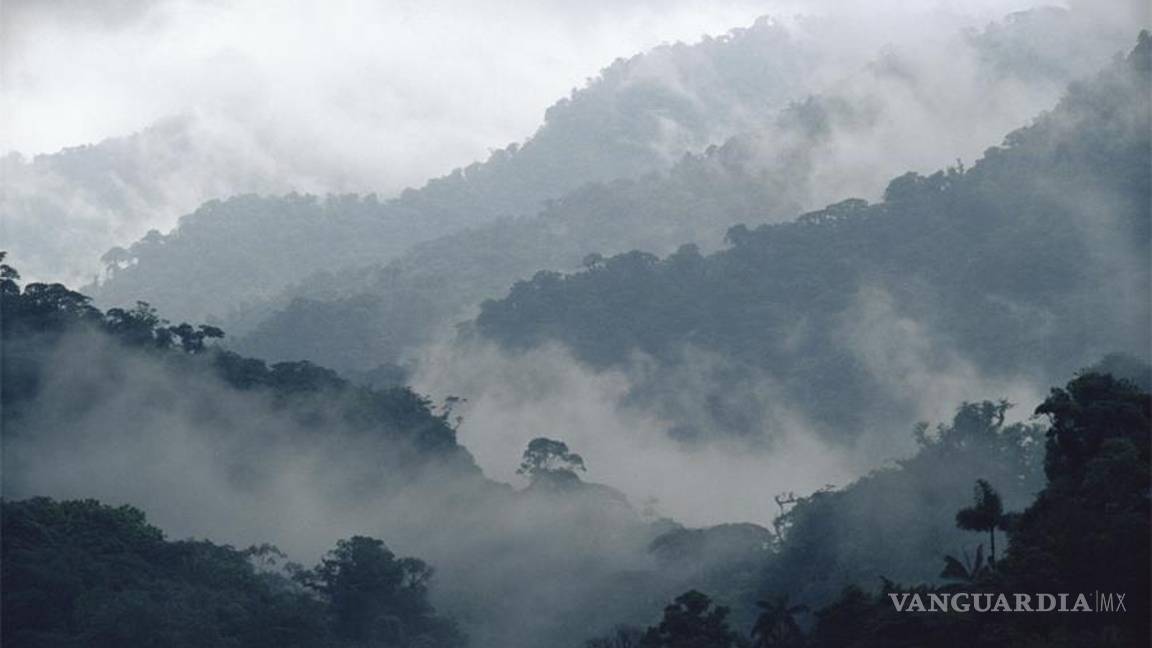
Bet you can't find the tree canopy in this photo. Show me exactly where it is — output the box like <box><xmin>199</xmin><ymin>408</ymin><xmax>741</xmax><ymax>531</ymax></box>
<box><xmin>1</xmin><ymin>497</ymin><xmax>465</xmax><ymax>648</ymax></box>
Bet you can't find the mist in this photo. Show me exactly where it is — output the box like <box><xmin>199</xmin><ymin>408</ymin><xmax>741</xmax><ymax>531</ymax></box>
<box><xmin>1</xmin><ymin>327</ymin><xmax>672</xmax><ymax>646</ymax></box>
<box><xmin>2</xmin><ymin>2</ymin><xmax>1149</xmax><ymax>646</ymax></box>
<box><xmin>2</xmin><ymin>299</ymin><xmax>1056</xmax><ymax>646</ymax></box>
<box><xmin>7</xmin><ymin>0</ymin><xmax>1137</xmax><ymax>286</ymax></box>
<box><xmin>411</xmin><ymin>329</ymin><xmax>1047</xmax><ymax>528</ymax></box>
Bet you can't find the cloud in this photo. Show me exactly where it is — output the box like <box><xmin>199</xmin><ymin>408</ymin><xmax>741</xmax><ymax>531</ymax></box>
<box><xmin>837</xmin><ymin>285</ymin><xmax>1046</xmax><ymax>451</ymax></box>
<box><xmin>0</xmin><ymin>0</ymin><xmax>784</xmax><ymax>285</ymax></box>
<box><xmin>413</xmin><ymin>339</ymin><xmax>859</xmax><ymax>527</ymax></box>
<box><xmin>6</xmin><ymin>0</ymin><xmax>1102</xmax><ymax>192</ymax></box>
<box><xmin>1</xmin><ymin>0</ymin><xmax>787</xmax><ymax>161</ymax></box>
<box><xmin>6</xmin><ymin>0</ymin><xmax>1142</xmax><ymax>287</ymax></box>
<box><xmin>2</xmin><ymin>328</ymin><xmax>671</xmax><ymax>646</ymax></box>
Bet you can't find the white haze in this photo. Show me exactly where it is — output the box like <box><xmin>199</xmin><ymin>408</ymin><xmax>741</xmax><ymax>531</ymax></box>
<box><xmin>5</xmin><ymin>323</ymin><xmax>1047</xmax><ymax>642</ymax></box>
<box><xmin>2</xmin><ymin>0</ymin><xmax>1136</xmax><ymax>529</ymax></box>
<box><xmin>411</xmin><ymin>334</ymin><xmax>1045</xmax><ymax>527</ymax></box>
<box><xmin>3</xmin><ymin>0</ymin><xmax>1122</xmax><ymax>285</ymax></box>
<box><xmin>1</xmin><ymin>0</ymin><xmax>1057</xmax><ymax>159</ymax></box>
<box><xmin>3</xmin><ymin>330</ymin><xmax>666</xmax><ymax>646</ymax></box>
<box><xmin>2</xmin><ymin>2</ymin><xmax>1145</xmax><ymax>642</ymax></box>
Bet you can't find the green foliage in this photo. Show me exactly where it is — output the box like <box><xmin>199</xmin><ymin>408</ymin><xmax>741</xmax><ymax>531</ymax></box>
<box><xmin>474</xmin><ymin>34</ymin><xmax>1151</xmax><ymax>442</ymax></box>
<box><xmin>88</xmin><ymin>19</ymin><xmax>814</xmax><ymax>328</ymax></box>
<box><xmin>759</xmin><ymin>400</ymin><xmax>1044</xmax><ymax>611</ymax></box>
<box><xmin>231</xmin><ymin>138</ymin><xmax>799</xmax><ymax>373</ymax></box>
<box><xmin>623</xmin><ymin>363</ymin><xmax>1151</xmax><ymax>648</ymax></box>
<box><xmin>774</xmin><ymin>369</ymin><xmax>1151</xmax><ymax>648</ymax></box>
<box><xmin>90</xmin><ymin>194</ymin><xmax>405</xmax><ymax>325</ymax></box>
<box><xmin>517</xmin><ymin>437</ymin><xmax>587</xmax><ymax>482</ymax></box>
<box><xmin>638</xmin><ymin>590</ymin><xmax>741</xmax><ymax>648</ymax></box>
<box><xmin>750</xmin><ymin>596</ymin><xmax>806</xmax><ymax>648</ymax></box>
<box><xmin>997</xmin><ymin>371</ymin><xmax>1151</xmax><ymax>644</ymax></box>
<box><xmin>0</xmin><ymin>257</ymin><xmax>473</xmax><ymax>464</ymax></box>
<box><xmin>954</xmin><ymin>480</ymin><xmax>1006</xmax><ymax>562</ymax></box>
<box><xmin>2</xmin><ymin>497</ymin><xmax>456</xmax><ymax>648</ymax></box>
<box><xmin>806</xmin><ymin>582</ymin><xmax>984</xmax><ymax>648</ymax></box>
<box><xmin>294</xmin><ymin>537</ymin><xmax>464</xmax><ymax>647</ymax></box>
<box><xmin>208</xmin><ymin>10</ymin><xmax>1134</xmax><ymax>382</ymax></box>
<box><xmin>939</xmin><ymin>545</ymin><xmax>990</xmax><ymax>584</ymax></box>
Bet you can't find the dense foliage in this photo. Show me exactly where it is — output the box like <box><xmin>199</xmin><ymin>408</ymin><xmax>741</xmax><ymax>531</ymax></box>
<box><xmin>796</xmin><ymin>371</ymin><xmax>1151</xmax><ymax>648</ymax></box>
<box><xmin>475</xmin><ymin>33</ymin><xmax>1151</xmax><ymax>442</ymax></box>
<box><xmin>1</xmin><ymin>497</ymin><xmax>464</xmax><ymax>647</ymax></box>
<box><xmin>1</xmin><ymin>252</ymin><xmax>474</xmax><ymax>472</ymax></box>
<box><xmin>757</xmin><ymin>400</ymin><xmax>1045</xmax><ymax>610</ymax></box>
<box><xmin>79</xmin><ymin>8</ymin><xmax>1125</xmax><ymax>366</ymax></box>
<box><xmin>223</xmin><ymin>8</ymin><xmax>1134</xmax><ymax>375</ymax></box>
<box><xmin>3</xmin><ymin>15</ymin><xmax>1148</xmax><ymax>648</ymax></box>
<box><xmin>231</xmin><ymin>141</ymin><xmax>797</xmax><ymax>372</ymax></box>
<box><xmin>84</xmin><ymin>18</ymin><xmax>819</xmax><ymax>325</ymax></box>
<box><xmin>589</xmin><ymin>369</ymin><xmax>1150</xmax><ymax>647</ymax></box>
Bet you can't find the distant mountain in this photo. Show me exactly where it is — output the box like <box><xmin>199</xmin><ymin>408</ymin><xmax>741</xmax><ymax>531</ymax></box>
<box><xmin>472</xmin><ymin>32</ymin><xmax>1151</xmax><ymax>445</ymax></box>
<box><xmin>229</xmin><ymin>134</ymin><xmax>802</xmax><ymax>370</ymax></box>
<box><xmin>0</xmin><ymin>114</ymin><xmax>321</xmax><ymax>287</ymax></box>
<box><xmin>7</xmin><ymin>256</ymin><xmax>1143</xmax><ymax>645</ymax></box>
<box><xmin>0</xmin><ymin>253</ymin><xmax>479</xmax><ymax>496</ymax></box>
<box><xmin>80</xmin><ymin>7</ymin><xmax>1135</xmax><ymax>327</ymax></box>
<box><xmin>81</xmin><ymin>18</ymin><xmax>821</xmax><ymax>323</ymax></box>
<box><xmin>0</xmin><ymin>256</ymin><xmax>758</xmax><ymax>648</ymax></box>
<box><xmin>225</xmin><ymin>6</ymin><xmax>1138</xmax><ymax>373</ymax></box>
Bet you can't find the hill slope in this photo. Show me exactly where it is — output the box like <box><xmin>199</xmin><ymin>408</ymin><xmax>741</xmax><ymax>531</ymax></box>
<box><xmin>81</xmin><ymin>18</ymin><xmax>819</xmax><ymax>323</ymax></box>
<box><xmin>228</xmin><ymin>7</ymin><xmax>1138</xmax><ymax>373</ymax></box>
<box><xmin>472</xmin><ymin>32</ymin><xmax>1152</xmax><ymax>445</ymax></box>
<box><xmin>79</xmin><ymin>8</ymin><xmax>1133</xmax><ymax>327</ymax></box>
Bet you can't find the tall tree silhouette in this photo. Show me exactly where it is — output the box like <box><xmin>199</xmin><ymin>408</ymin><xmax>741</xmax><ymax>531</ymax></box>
<box><xmin>517</xmin><ymin>437</ymin><xmax>587</xmax><ymax>481</ymax></box>
<box><xmin>751</xmin><ymin>594</ymin><xmax>807</xmax><ymax>648</ymax></box>
<box><xmin>955</xmin><ymin>479</ymin><xmax>1008</xmax><ymax>563</ymax></box>
<box><xmin>639</xmin><ymin>590</ymin><xmax>738</xmax><ymax>648</ymax></box>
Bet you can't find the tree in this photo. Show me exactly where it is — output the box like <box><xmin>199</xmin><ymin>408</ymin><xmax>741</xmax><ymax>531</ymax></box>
<box><xmin>939</xmin><ymin>545</ymin><xmax>989</xmax><ymax>584</ymax></box>
<box><xmin>1</xmin><ymin>497</ymin><xmax>332</xmax><ymax>648</ymax></box>
<box><xmin>751</xmin><ymin>595</ymin><xmax>807</xmax><ymax>648</ymax></box>
<box><xmin>517</xmin><ymin>437</ymin><xmax>586</xmax><ymax>482</ymax></box>
<box><xmin>639</xmin><ymin>590</ymin><xmax>739</xmax><ymax>648</ymax></box>
<box><xmin>997</xmin><ymin>372</ymin><xmax>1151</xmax><ymax>644</ymax></box>
<box><xmin>954</xmin><ymin>480</ymin><xmax>1008</xmax><ymax>563</ymax></box>
<box><xmin>0</xmin><ymin>251</ymin><xmax>19</xmax><ymax>297</ymax></box>
<box><xmin>104</xmin><ymin>301</ymin><xmax>166</xmax><ymax>347</ymax></box>
<box><xmin>165</xmin><ymin>322</ymin><xmax>225</xmax><ymax>353</ymax></box>
<box><xmin>296</xmin><ymin>536</ymin><xmax>462</xmax><ymax>646</ymax></box>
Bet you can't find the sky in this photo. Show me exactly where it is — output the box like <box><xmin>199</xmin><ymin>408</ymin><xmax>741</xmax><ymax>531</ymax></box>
<box><xmin>1</xmin><ymin>0</ymin><xmax>1070</xmax><ymax>192</ymax></box>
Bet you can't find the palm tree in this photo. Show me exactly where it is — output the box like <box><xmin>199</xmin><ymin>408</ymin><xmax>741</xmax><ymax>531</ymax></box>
<box><xmin>940</xmin><ymin>544</ymin><xmax>990</xmax><ymax>585</ymax></box>
<box><xmin>751</xmin><ymin>594</ymin><xmax>807</xmax><ymax>648</ymax></box>
<box><xmin>955</xmin><ymin>479</ymin><xmax>1008</xmax><ymax>563</ymax></box>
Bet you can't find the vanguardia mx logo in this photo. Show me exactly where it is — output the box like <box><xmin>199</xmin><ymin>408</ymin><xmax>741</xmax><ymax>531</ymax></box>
<box><xmin>888</xmin><ymin>592</ymin><xmax>1128</xmax><ymax>613</ymax></box>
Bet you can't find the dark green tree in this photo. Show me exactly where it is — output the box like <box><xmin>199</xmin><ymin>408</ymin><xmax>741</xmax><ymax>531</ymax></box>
<box><xmin>939</xmin><ymin>545</ymin><xmax>989</xmax><ymax>584</ymax></box>
<box><xmin>998</xmin><ymin>371</ymin><xmax>1151</xmax><ymax>644</ymax></box>
<box><xmin>750</xmin><ymin>595</ymin><xmax>807</xmax><ymax>648</ymax></box>
<box><xmin>954</xmin><ymin>480</ymin><xmax>1008</xmax><ymax>563</ymax></box>
<box><xmin>1</xmin><ymin>497</ymin><xmax>331</xmax><ymax>648</ymax></box>
<box><xmin>296</xmin><ymin>535</ymin><xmax>459</xmax><ymax>646</ymax></box>
<box><xmin>517</xmin><ymin>437</ymin><xmax>587</xmax><ymax>481</ymax></box>
<box><xmin>639</xmin><ymin>590</ymin><xmax>739</xmax><ymax>648</ymax></box>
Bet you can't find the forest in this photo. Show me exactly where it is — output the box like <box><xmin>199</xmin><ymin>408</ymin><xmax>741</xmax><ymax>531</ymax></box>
<box><xmin>475</xmin><ymin>34</ymin><xmax>1150</xmax><ymax>446</ymax></box>
<box><xmin>5</xmin><ymin>253</ymin><xmax>1148</xmax><ymax>645</ymax></box>
<box><xmin>2</xmin><ymin>3</ymin><xmax>1150</xmax><ymax>647</ymax></box>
